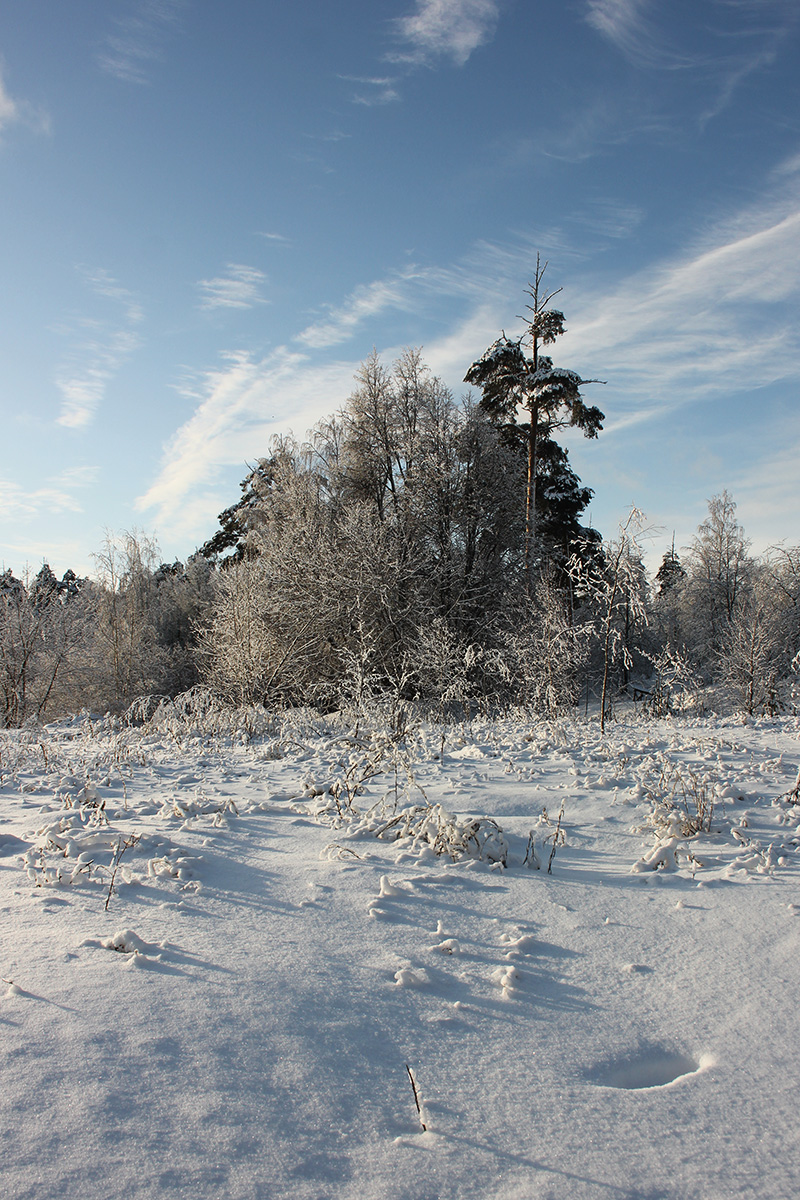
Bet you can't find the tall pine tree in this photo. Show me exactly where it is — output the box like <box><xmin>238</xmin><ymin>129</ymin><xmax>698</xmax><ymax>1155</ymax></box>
<box><xmin>464</xmin><ymin>257</ymin><xmax>604</xmax><ymax>585</ymax></box>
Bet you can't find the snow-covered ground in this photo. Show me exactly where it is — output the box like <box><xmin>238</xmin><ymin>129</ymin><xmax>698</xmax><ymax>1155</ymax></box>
<box><xmin>2</xmin><ymin>700</ymin><xmax>799</xmax><ymax>1200</ymax></box>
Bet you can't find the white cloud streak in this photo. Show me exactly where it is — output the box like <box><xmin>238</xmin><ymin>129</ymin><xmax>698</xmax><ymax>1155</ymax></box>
<box><xmin>136</xmin><ymin>350</ymin><xmax>359</xmax><ymax>543</ymax></box>
<box><xmin>585</xmin><ymin>0</ymin><xmax>679</xmax><ymax>69</ymax></box>
<box><xmin>295</xmin><ymin>272</ymin><xmax>426</xmax><ymax>349</ymax></box>
<box><xmin>197</xmin><ymin>264</ymin><xmax>268</xmax><ymax>311</ymax></box>
<box><xmin>55</xmin><ymin>270</ymin><xmax>143</xmax><ymax>429</ymax></box>
<box><xmin>392</xmin><ymin>0</ymin><xmax>500</xmax><ymax>66</ymax></box>
<box><xmin>256</xmin><ymin>231</ymin><xmax>292</xmax><ymax>245</ymax></box>
<box><xmin>585</xmin><ymin>0</ymin><xmax>797</xmax><ymax>123</ymax></box>
<box><xmin>338</xmin><ymin>75</ymin><xmax>400</xmax><ymax>106</ymax></box>
<box><xmin>97</xmin><ymin>0</ymin><xmax>185</xmax><ymax>85</ymax></box>
<box><xmin>0</xmin><ymin>71</ymin><xmax>18</xmax><ymax>132</ymax></box>
<box><xmin>562</xmin><ymin>205</ymin><xmax>800</xmax><ymax>421</ymax></box>
<box><xmin>0</xmin><ymin>467</ymin><xmax>99</xmax><ymax>521</ymax></box>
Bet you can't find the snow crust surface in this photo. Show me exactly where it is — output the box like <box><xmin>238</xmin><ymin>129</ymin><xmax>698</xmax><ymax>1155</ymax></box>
<box><xmin>1</xmin><ymin>708</ymin><xmax>799</xmax><ymax>1199</ymax></box>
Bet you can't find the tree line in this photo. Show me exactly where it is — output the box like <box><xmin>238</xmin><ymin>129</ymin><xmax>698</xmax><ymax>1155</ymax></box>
<box><xmin>2</xmin><ymin>273</ymin><xmax>798</xmax><ymax>726</ymax></box>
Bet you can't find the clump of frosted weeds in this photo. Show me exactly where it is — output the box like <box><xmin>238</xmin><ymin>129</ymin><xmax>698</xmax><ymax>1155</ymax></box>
<box><xmin>363</xmin><ymin>803</ymin><xmax>507</xmax><ymax>865</ymax></box>
<box><xmin>126</xmin><ymin>687</ymin><xmax>279</xmax><ymax>748</ymax></box>
<box><xmin>300</xmin><ymin>714</ymin><xmax>509</xmax><ymax>866</ymax></box>
<box><xmin>642</xmin><ymin>760</ymin><xmax>716</xmax><ymax>839</ymax></box>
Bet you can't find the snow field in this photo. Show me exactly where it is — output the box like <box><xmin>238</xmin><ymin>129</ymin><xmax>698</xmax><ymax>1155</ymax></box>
<box><xmin>1</xmin><ymin>707</ymin><xmax>799</xmax><ymax>1198</ymax></box>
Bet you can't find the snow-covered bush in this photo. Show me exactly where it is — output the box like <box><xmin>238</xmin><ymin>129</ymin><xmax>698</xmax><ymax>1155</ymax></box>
<box><xmin>126</xmin><ymin>686</ymin><xmax>278</xmax><ymax>745</ymax></box>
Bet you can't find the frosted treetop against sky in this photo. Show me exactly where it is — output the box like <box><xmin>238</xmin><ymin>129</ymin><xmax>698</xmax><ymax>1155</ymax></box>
<box><xmin>0</xmin><ymin>0</ymin><xmax>799</xmax><ymax>575</ymax></box>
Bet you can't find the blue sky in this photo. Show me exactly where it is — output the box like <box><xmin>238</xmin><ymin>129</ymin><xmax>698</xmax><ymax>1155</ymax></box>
<box><xmin>1</xmin><ymin>0</ymin><xmax>799</xmax><ymax>577</ymax></box>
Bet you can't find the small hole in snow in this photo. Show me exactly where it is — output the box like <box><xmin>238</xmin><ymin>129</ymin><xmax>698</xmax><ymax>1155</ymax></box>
<box><xmin>587</xmin><ymin>1046</ymin><xmax>708</xmax><ymax>1090</ymax></box>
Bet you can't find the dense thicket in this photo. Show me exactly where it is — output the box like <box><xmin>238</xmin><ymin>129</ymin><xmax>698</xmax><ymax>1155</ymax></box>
<box><xmin>200</xmin><ymin>350</ymin><xmax>523</xmax><ymax>707</ymax></box>
<box><xmin>3</xmin><ymin>326</ymin><xmax>798</xmax><ymax>726</ymax></box>
<box><xmin>1</xmin><ymin>538</ymin><xmax>213</xmax><ymax>727</ymax></box>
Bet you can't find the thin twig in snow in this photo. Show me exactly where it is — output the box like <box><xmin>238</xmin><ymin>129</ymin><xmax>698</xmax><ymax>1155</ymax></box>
<box><xmin>405</xmin><ymin>1064</ymin><xmax>427</xmax><ymax>1132</ymax></box>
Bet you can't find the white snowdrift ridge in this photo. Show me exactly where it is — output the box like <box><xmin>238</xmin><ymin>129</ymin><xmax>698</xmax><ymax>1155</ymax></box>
<box><xmin>1</xmin><ymin>704</ymin><xmax>799</xmax><ymax>1199</ymax></box>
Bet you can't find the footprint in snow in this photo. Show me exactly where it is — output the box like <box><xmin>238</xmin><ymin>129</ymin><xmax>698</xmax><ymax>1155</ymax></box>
<box><xmin>587</xmin><ymin>1046</ymin><xmax>712</xmax><ymax>1090</ymax></box>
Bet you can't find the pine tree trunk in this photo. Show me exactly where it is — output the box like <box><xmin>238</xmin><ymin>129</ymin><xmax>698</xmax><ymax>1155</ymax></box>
<box><xmin>525</xmin><ymin>327</ymin><xmax>540</xmax><ymax>595</ymax></box>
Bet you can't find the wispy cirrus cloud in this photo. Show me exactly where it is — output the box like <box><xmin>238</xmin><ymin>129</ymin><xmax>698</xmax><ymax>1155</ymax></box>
<box><xmin>0</xmin><ymin>467</ymin><xmax>99</xmax><ymax>521</ymax></box>
<box><xmin>295</xmin><ymin>271</ymin><xmax>427</xmax><ymax>349</ymax></box>
<box><xmin>197</xmin><ymin>264</ymin><xmax>268</xmax><ymax>311</ymax></box>
<box><xmin>136</xmin><ymin>349</ymin><xmax>359</xmax><ymax>542</ymax></box>
<box><xmin>256</xmin><ymin>231</ymin><xmax>292</xmax><ymax>245</ymax></box>
<box><xmin>341</xmin><ymin>1</ymin><xmax>500</xmax><ymax>108</ymax></box>
<box><xmin>97</xmin><ymin>0</ymin><xmax>186</xmax><ymax>85</ymax></box>
<box><xmin>303</xmin><ymin>129</ymin><xmax>351</xmax><ymax>144</ymax></box>
<box><xmin>585</xmin><ymin>0</ymin><xmax>797</xmax><ymax>122</ymax></box>
<box><xmin>561</xmin><ymin>203</ymin><xmax>800</xmax><ymax>424</ymax></box>
<box><xmin>568</xmin><ymin>199</ymin><xmax>645</xmax><ymax>241</ymax></box>
<box><xmin>338</xmin><ymin>75</ymin><xmax>400</xmax><ymax>106</ymax></box>
<box><xmin>504</xmin><ymin>88</ymin><xmax>671</xmax><ymax>166</ymax></box>
<box><xmin>55</xmin><ymin>270</ymin><xmax>143</xmax><ymax>429</ymax></box>
<box><xmin>391</xmin><ymin>0</ymin><xmax>500</xmax><ymax>66</ymax></box>
<box><xmin>585</xmin><ymin>0</ymin><xmax>682</xmax><ymax>69</ymax></box>
<box><xmin>0</xmin><ymin>69</ymin><xmax>19</xmax><ymax>133</ymax></box>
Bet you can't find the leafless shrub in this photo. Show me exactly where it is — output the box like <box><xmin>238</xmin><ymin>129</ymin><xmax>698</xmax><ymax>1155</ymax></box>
<box><xmin>105</xmin><ymin>834</ymin><xmax>141</xmax><ymax>911</ymax></box>
<box><xmin>715</xmin><ymin>595</ymin><xmax>786</xmax><ymax>716</ymax></box>
<box><xmin>644</xmin><ymin>761</ymin><xmax>715</xmax><ymax>837</ymax></box>
<box><xmin>501</xmin><ymin>574</ymin><xmax>589</xmax><ymax>717</ymax></box>
<box><xmin>568</xmin><ymin>508</ymin><xmax>650</xmax><ymax>733</ymax></box>
<box><xmin>299</xmin><ymin>724</ymin><xmax>508</xmax><ymax>865</ymax></box>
